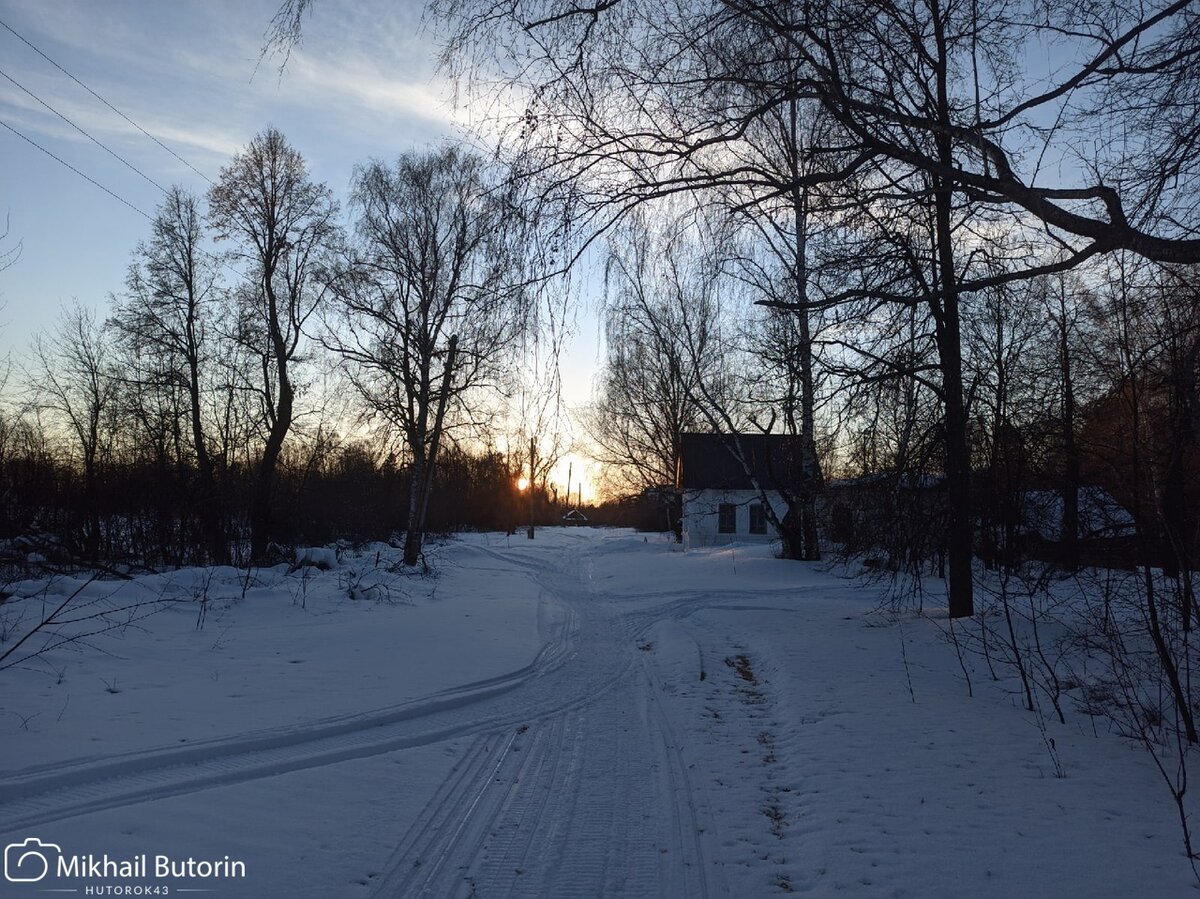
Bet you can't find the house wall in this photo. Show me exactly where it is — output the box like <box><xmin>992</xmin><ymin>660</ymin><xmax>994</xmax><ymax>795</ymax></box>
<box><xmin>681</xmin><ymin>488</ymin><xmax>788</xmax><ymax>549</ymax></box>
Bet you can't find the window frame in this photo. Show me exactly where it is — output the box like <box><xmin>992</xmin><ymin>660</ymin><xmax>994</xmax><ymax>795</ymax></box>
<box><xmin>748</xmin><ymin>502</ymin><xmax>767</xmax><ymax>535</ymax></box>
<box><xmin>717</xmin><ymin>502</ymin><xmax>737</xmax><ymax>534</ymax></box>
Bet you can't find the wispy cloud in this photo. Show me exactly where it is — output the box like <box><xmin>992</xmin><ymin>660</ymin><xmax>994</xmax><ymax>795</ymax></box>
<box><xmin>284</xmin><ymin>50</ymin><xmax>462</xmax><ymax>127</ymax></box>
<box><xmin>0</xmin><ymin>73</ymin><xmax>245</xmax><ymax>173</ymax></box>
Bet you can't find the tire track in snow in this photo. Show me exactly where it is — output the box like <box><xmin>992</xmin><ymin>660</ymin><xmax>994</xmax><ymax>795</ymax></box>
<box><xmin>358</xmin><ymin>542</ymin><xmax>730</xmax><ymax>898</ymax></box>
<box><xmin>369</xmin><ymin>727</ymin><xmax>523</xmax><ymax>897</ymax></box>
<box><xmin>461</xmin><ymin>717</ymin><xmax>571</xmax><ymax>898</ymax></box>
<box><xmin>0</xmin><ymin>592</ymin><xmax>591</xmax><ymax>831</ymax></box>
<box><xmin>358</xmin><ymin>731</ymin><xmax>500</xmax><ymax>894</ymax></box>
<box><xmin>640</xmin><ymin>649</ymin><xmax>722</xmax><ymax>899</ymax></box>
<box><xmin>0</xmin><ymin>546</ymin><xmax>645</xmax><ymax>833</ymax></box>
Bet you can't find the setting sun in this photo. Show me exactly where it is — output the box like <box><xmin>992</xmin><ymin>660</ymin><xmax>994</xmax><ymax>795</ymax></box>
<box><xmin>517</xmin><ymin>476</ymin><xmax>530</xmax><ymax>491</ymax></box>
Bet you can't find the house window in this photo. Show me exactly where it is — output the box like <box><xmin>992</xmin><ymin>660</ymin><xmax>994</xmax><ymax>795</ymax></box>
<box><xmin>718</xmin><ymin>503</ymin><xmax>737</xmax><ymax>534</ymax></box>
<box><xmin>749</xmin><ymin>503</ymin><xmax>767</xmax><ymax>534</ymax></box>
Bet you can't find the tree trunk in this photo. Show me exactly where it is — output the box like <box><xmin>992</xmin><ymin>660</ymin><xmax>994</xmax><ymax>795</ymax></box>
<box><xmin>934</xmin><ymin>3</ymin><xmax>974</xmax><ymax>618</ymax></box>
<box><xmin>83</xmin><ymin>450</ymin><xmax>100</xmax><ymax>564</ymax></box>
<box><xmin>402</xmin><ymin>450</ymin><xmax>427</xmax><ymax>566</ymax></box>
<box><xmin>778</xmin><ymin>507</ymin><xmax>807</xmax><ymax>561</ymax></box>
<box><xmin>188</xmin><ymin>351</ymin><xmax>223</xmax><ymax>564</ymax></box>
<box><xmin>939</xmin><ymin>320</ymin><xmax>974</xmax><ymax>619</ymax></box>
<box><xmin>404</xmin><ymin>336</ymin><xmax>459</xmax><ymax>566</ymax></box>
<box><xmin>249</xmin><ymin>283</ymin><xmax>293</xmax><ymax>563</ymax></box>
<box><xmin>788</xmin><ymin>97</ymin><xmax>822</xmax><ymax>562</ymax></box>
<box><xmin>250</xmin><ymin>387</ymin><xmax>291</xmax><ymax>563</ymax></box>
<box><xmin>1059</xmin><ymin>307</ymin><xmax>1080</xmax><ymax>572</ymax></box>
<box><xmin>794</xmin><ymin>224</ymin><xmax>822</xmax><ymax>562</ymax></box>
<box><xmin>798</xmin><ymin>342</ymin><xmax>822</xmax><ymax>560</ymax></box>
<box><xmin>185</xmin><ymin>279</ymin><xmax>223</xmax><ymax>564</ymax></box>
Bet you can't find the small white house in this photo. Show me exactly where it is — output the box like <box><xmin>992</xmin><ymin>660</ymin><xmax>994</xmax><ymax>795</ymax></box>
<box><xmin>677</xmin><ymin>433</ymin><xmax>796</xmax><ymax>549</ymax></box>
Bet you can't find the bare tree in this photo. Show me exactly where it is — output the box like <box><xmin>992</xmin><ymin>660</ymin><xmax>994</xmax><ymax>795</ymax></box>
<box><xmin>436</xmin><ymin>0</ymin><xmax>980</xmax><ymax>605</ymax></box>
<box><xmin>208</xmin><ymin>128</ymin><xmax>338</xmax><ymax>561</ymax></box>
<box><xmin>587</xmin><ymin>317</ymin><xmax>700</xmax><ymax>496</ymax></box>
<box><xmin>1151</xmin><ymin>269</ymin><xmax>1200</xmax><ymax>604</ymax></box>
<box><xmin>507</xmin><ymin>349</ymin><xmax>569</xmax><ymax>502</ymax></box>
<box><xmin>439</xmin><ymin>0</ymin><xmax>1200</xmax><ymax>263</ymax></box>
<box><xmin>1044</xmin><ymin>275</ymin><xmax>1086</xmax><ymax>572</ymax></box>
<box><xmin>812</xmin><ymin>159</ymin><xmax>984</xmax><ymax>602</ymax></box>
<box><xmin>324</xmin><ymin>147</ymin><xmax>534</xmax><ymax>566</ymax></box>
<box><xmin>110</xmin><ymin>188</ymin><xmax>227</xmax><ymax>562</ymax></box>
<box><xmin>1083</xmin><ymin>253</ymin><xmax>1198</xmax><ymax>740</ymax></box>
<box><xmin>601</xmin><ymin>212</ymin><xmax>838</xmax><ymax>559</ymax></box>
<box><xmin>716</xmin><ymin>94</ymin><xmax>841</xmax><ymax>560</ymax></box>
<box><xmin>588</xmin><ymin>217</ymin><xmax>716</xmax><ymax>495</ymax></box>
<box><xmin>27</xmin><ymin>305</ymin><xmax>118</xmax><ymax>561</ymax></box>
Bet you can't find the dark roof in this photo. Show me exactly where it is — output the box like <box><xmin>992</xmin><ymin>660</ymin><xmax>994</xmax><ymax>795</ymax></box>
<box><xmin>677</xmin><ymin>433</ymin><xmax>800</xmax><ymax>491</ymax></box>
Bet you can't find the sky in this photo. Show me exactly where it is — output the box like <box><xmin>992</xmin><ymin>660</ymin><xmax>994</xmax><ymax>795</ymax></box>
<box><xmin>0</xmin><ymin>0</ymin><xmax>604</xmax><ymax>499</ymax></box>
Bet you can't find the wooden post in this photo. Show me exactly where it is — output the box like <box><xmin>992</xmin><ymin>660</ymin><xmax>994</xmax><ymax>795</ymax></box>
<box><xmin>527</xmin><ymin>436</ymin><xmax>536</xmax><ymax>539</ymax></box>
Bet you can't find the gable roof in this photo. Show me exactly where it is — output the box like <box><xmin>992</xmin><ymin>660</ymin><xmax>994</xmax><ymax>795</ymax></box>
<box><xmin>677</xmin><ymin>432</ymin><xmax>800</xmax><ymax>491</ymax></box>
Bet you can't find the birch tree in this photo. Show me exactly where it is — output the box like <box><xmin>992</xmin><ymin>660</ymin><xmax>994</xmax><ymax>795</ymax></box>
<box><xmin>110</xmin><ymin>188</ymin><xmax>226</xmax><ymax>562</ymax></box>
<box><xmin>324</xmin><ymin>147</ymin><xmax>534</xmax><ymax>565</ymax></box>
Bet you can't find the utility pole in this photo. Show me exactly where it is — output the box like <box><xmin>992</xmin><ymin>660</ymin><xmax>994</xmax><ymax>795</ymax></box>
<box><xmin>527</xmin><ymin>435</ymin><xmax>536</xmax><ymax>539</ymax></box>
<box><xmin>566</xmin><ymin>461</ymin><xmax>573</xmax><ymax>511</ymax></box>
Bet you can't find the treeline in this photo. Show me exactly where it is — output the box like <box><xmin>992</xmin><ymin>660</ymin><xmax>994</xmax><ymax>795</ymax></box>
<box><xmin>0</xmin><ymin>418</ymin><xmax>531</xmax><ymax>569</ymax></box>
<box><xmin>586</xmin><ymin>210</ymin><xmax>1200</xmax><ymax>589</ymax></box>
<box><xmin>827</xmin><ymin>262</ymin><xmax>1199</xmax><ymax>574</ymax></box>
<box><xmin>0</xmin><ymin>129</ymin><xmax>548</xmax><ymax>570</ymax></box>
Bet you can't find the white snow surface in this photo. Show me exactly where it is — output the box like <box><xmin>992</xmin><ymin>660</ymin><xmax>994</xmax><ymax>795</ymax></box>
<box><xmin>0</xmin><ymin>530</ymin><xmax>1192</xmax><ymax>897</ymax></box>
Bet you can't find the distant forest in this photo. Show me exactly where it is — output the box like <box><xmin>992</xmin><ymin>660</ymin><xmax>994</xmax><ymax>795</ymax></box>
<box><xmin>0</xmin><ymin>130</ymin><xmax>675</xmax><ymax>573</ymax></box>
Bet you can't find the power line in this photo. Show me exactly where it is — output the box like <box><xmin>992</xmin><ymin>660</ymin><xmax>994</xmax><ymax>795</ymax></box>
<box><xmin>0</xmin><ymin>118</ymin><xmax>152</xmax><ymax>220</ymax></box>
<box><xmin>0</xmin><ymin>26</ymin><xmax>253</xmax><ymax>284</ymax></box>
<box><xmin>0</xmin><ymin>65</ymin><xmax>168</xmax><ymax>195</ymax></box>
<box><xmin>0</xmin><ymin>15</ymin><xmax>212</xmax><ymax>185</ymax></box>
<box><xmin>1</xmin><ymin>118</ymin><xmax>249</xmax><ymax>283</ymax></box>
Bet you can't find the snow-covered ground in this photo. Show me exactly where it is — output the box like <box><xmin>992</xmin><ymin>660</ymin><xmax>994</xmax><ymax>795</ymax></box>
<box><xmin>0</xmin><ymin>530</ymin><xmax>1193</xmax><ymax>897</ymax></box>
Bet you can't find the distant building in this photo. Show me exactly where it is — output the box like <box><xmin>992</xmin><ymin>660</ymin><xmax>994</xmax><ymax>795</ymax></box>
<box><xmin>1019</xmin><ymin>486</ymin><xmax>1135</xmax><ymax>542</ymax></box>
<box><xmin>562</xmin><ymin>509</ymin><xmax>588</xmax><ymax>525</ymax></box>
<box><xmin>676</xmin><ymin>433</ymin><xmax>798</xmax><ymax>549</ymax></box>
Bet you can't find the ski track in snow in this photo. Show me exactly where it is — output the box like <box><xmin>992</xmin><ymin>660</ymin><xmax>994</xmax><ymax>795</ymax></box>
<box><xmin>0</xmin><ymin>538</ymin><xmax>747</xmax><ymax>896</ymax></box>
<box><xmin>365</xmin><ymin>541</ymin><xmax>729</xmax><ymax>898</ymax></box>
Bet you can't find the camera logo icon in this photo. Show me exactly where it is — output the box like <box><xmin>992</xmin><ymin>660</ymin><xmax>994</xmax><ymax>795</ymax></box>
<box><xmin>5</xmin><ymin>838</ymin><xmax>60</xmax><ymax>883</ymax></box>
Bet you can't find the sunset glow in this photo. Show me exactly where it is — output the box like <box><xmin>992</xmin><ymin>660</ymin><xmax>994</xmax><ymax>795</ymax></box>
<box><xmin>547</xmin><ymin>454</ymin><xmax>598</xmax><ymax>505</ymax></box>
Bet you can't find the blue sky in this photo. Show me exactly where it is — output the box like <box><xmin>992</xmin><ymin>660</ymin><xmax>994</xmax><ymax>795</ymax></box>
<box><xmin>0</xmin><ymin>0</ymin><xmax>602</xmax><ymax>412</ymax></box>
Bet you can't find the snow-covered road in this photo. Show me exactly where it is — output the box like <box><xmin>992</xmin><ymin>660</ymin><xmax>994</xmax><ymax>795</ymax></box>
<box><xmin>1</xmin><ymin>530</ymin><xmax>1193</xmax><ymax>896</ymax></box>
<box><xmin>366</xmin><ymin>539</ymin><xmax>729</xmax><ymax>897</ymax></box>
